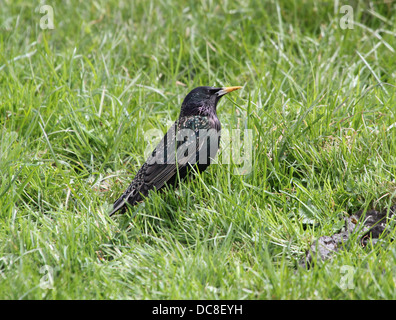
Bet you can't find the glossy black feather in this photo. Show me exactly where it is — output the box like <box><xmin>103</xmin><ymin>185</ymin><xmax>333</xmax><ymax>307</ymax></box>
<box><xmin>109</xmin><ymin>86</ymin><xmax>234</xmax><ymax>216</ymax></box>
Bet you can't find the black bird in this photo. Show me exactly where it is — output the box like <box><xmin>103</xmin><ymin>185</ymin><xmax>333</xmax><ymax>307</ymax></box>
<box><xmin>109</xmin><ymin>85</ymin><xmax>242</xmax><ymax>216</ymax></box>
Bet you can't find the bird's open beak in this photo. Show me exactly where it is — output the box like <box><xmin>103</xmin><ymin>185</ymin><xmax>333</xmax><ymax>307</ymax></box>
<box><xmin>216</xmin><ymin>86</ymin><xmax>243</xmax><ymax>96</ymax></box>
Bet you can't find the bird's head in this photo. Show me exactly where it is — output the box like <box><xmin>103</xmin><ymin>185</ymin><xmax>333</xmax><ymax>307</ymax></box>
<box><xmin>180</xmin><ymin>86</ymin><xmax>242</xmax><ymax>117</ymax></box>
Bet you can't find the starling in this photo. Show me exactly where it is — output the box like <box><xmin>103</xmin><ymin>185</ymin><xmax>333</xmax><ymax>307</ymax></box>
<box><xmin>109</xmin><ymin>85</ymin><xmax>242</xmax><ymax>216</ymax></box>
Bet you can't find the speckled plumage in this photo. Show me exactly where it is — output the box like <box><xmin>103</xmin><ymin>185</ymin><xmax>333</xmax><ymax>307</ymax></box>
<box><xmin>110</xmin><ymin>86</ymin><xmax>241</xmax><ymax>216</ymax></box>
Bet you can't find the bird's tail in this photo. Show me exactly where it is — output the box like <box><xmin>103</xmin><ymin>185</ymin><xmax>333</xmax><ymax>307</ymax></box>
<box><xmin>108</xmin><ymin>197</ymin><xmax>127</xmax><ymax>217</ymax></box>
<box><xmin>109</xmin><ymin>187</ymin><xmax>141</xmax><ymax>216</ymax></box>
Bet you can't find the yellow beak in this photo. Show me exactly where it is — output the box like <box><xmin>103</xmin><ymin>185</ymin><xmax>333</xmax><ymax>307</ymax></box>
<box><xmin>217</xmin><ymin>86</ymin><xmax>242</xmax><ymax>96</ymax></box>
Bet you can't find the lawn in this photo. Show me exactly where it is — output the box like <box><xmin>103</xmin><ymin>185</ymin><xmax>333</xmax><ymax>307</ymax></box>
<box><xmin>0</xmin><ymin>0</ymin><xmax>395</xmax><ymax>299</ymax></box>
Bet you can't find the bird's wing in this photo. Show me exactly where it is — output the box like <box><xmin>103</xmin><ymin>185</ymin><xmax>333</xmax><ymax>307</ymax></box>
<box><xmin>144</xmin><ymin>117</ymin><xmax>216</xmax><ymax>190</ymax></box>
<box><xmin>110</xmin><ymin>117</ymin><xmax>218</xmax><ymax>216</ymax></box>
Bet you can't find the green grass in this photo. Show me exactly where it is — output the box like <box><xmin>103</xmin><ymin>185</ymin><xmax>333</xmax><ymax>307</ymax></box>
<box><xmin>1</xmin><ymin>0</ymin><xmax>396</xmax><ymax>299</ymax></box>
